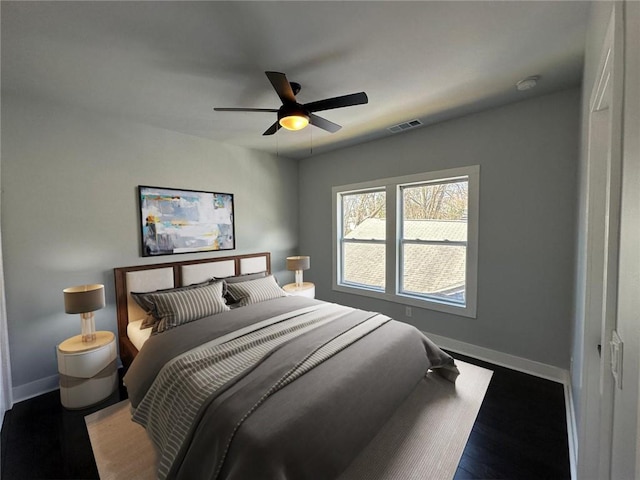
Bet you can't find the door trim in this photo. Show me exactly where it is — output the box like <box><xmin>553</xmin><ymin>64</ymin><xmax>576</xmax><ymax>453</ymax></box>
<box><xmin>577</xmin><ymin>5</ymin><xmax>625</xmax><ymax>479</ymax></box>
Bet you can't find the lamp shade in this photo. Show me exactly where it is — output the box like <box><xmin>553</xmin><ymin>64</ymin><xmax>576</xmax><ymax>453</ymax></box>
<box><xmin>63</xmin><ymin>284</ymin><xmax>105</xmax><ymax>314</ymax></box>
<box><xmin>279</xmin><ymin>114</ymin><xmax>309</xmax><ymax>131</ymax></box>
<box><xmin>278</xmin><ymin>105</ymin><xmax>309</xmax><ymax>131</ymax></box>
<box><xmin>286</xmin><ymin>256</ymin><xmax>310</xmax><ymax>272</ymax></box>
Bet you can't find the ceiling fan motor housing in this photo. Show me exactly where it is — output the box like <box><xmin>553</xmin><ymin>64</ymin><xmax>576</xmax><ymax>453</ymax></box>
<box><xmin>289</xmin><ymin>82</ymin><xmax>302</xmax><ymax>96</ymax></box>
<box><xmin>278</xmin><ymin>104</ymin><xmax>309</xmax><ymax>121</ymax></box>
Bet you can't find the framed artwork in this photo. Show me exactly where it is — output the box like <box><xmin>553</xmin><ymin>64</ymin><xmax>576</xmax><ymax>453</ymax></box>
<box><xmin>138</xmin><ymin>185</ymin><xmax>235</xmax><ymax>257</ymax></box>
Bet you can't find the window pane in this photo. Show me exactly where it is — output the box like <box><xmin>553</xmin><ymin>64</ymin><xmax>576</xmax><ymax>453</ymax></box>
<box><xmin>402</xmin><ymin>180</ymin><xmax>468</xmax><ymax>242</ymax></box>
<box><xmin>401</xmin><ymin>244</ymin><xmax>466</xmax><ymax>304</ymax></box>
<box><xmin>342</xmin><ymin>242</ymin><xmax>385</xmax><ymax>289</ymax></box>
<box><xmin>342</xmin><ymin>190</ymin><xmax>386</xmax><ymax>239</ymax></box>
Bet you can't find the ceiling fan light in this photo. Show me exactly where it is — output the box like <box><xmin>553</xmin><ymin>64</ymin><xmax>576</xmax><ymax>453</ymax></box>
<box><xmin>279</xmin><ymin>114</ymin><xmax>309</xmax><ymax>131</ymax></box>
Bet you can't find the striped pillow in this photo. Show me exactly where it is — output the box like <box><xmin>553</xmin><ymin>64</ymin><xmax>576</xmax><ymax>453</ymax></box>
<box><xmin>216</xmin><ymin>271</ymin><xmax>268</xmax><ymax>304</ymax></box>
<box><xmin>131</xmin><ymin>278</ymin><xmax>218</xmax><ymax>329</ymax></box>
<box><xmin>224</xmin><ymin>275</ymin><xmax>286</xmax><ymax>307</ymax></box>
<box><xmin>148</xmin><ymin>281</ymin><xmax>229</xmax><ymax>334</ymax></box>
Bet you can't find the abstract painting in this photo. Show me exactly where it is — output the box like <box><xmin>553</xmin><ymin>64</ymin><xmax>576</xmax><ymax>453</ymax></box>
<box><xmin>138</xmin><ymin>185</ymin><xmax>235</xmax><ymax>257</ymax></box>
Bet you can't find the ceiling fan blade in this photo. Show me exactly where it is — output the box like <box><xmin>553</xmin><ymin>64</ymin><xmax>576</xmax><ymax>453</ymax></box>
<box><xmin>265</xmin><ymin>71</ymin><xmax>296</xmax><ymax>104</ymax></box>
<box><xmin>214</xmin><ymin>107</ymin><xmax>278</xmax><ymax>112</ymax></box>
<box><xmin>304</xmin><ymin>92</ymin><xmax>368</xmax><ymax>113</ymax></box>
<box><xmin>263</xmin><ymin>121</ymin><xmax>281</xmax><ymax>136</ymax></box>
<box><xmin>309</xmin><ymin>114</ymin><xmax>342</xmax><ymax>133</ymax></box>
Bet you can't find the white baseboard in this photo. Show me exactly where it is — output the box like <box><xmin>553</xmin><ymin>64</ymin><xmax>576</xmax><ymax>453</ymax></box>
<box><xmin>12</xmin><ymin>374</ymin><xmax>59</xmax><ymax>404</ymax></box>
<box><xmin>425</xmin><ymin>330</ymin><xmax>578</xmax><ymax>480</ymax></box>
<box><xmin>424</xmin><ymin>331</ymin><xmax>568</xmax><ymax>384</ymax></box>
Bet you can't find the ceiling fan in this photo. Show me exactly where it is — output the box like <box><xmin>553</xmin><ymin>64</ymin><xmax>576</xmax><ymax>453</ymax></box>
<box><xmin>214</xmin><ymin>71</ymin><xmax>368</xmax><ymax>135</ymax></box>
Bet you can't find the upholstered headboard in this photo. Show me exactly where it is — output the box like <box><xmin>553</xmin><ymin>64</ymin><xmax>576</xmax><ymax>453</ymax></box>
<box><xmin>114</xmin><ymin>252</ymin><xmax>271</xmax><ymax>367</ymax></box>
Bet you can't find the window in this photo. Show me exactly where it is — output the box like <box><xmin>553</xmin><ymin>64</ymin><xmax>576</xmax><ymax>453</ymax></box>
<box><xmin>333</xmin><ymin>166</ymin><xmax>479</xmax><ymax>318</ymax></box>
<box><xmin>340</xmin><ymin>189</ymin><xmax>386</xmax><ymax>290</ymax></box>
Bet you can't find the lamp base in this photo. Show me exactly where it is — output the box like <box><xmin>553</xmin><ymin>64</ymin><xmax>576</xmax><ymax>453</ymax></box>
<box><xmin>295</xmin><ymin>270</ymin><xmax>304</xmax><ymax>288</ymax></box>
<box><xmin>80</xmin><ymin>312</ymin><xmax>96</xmax><ymax>343</ymax></box>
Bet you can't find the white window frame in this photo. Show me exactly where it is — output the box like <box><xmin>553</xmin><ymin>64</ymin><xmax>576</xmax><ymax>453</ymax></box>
<box><xmin>332</xmin><ymin>165</ymin><xmax>479</xmax><ymax>318</ymax></box>
<box><xmin>339</xmin><ymin>187</ymin><xmax>386</xmax><ymax>292</ymax></box>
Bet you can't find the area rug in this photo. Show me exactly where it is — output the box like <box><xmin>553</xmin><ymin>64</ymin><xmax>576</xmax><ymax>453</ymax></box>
<box><xmin>86</xmin><ymin>360</ymin><xmax>492</xmax><ymax>480</ymax></box>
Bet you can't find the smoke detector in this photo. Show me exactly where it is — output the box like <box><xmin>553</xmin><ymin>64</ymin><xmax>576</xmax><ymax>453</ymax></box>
<box><xmin>516</xmin><ymin>75</ymin><xmax>540</xmax><ymax>91</ymax></box>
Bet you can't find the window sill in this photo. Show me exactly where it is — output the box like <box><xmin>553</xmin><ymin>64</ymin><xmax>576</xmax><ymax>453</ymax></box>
<box><xmin>332</xmin><ymin>283</ymin><xmax>477</xmax><ymax>318</ymax></box>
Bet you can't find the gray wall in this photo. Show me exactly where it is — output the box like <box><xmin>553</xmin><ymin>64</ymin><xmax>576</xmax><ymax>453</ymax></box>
<box><xmin>299</xmin><ymin>88</ymin><xmax>580</xmax><ymax>369</ymax></box>
<box><xmin>1</xmin><ymin>95</ymin><xmax>299</xmax><ymax>399</ymax></box>
<box><xmin>1</xmin><ymin>84</ymin><xmax>580</xmax><ymax>397</ymax></box>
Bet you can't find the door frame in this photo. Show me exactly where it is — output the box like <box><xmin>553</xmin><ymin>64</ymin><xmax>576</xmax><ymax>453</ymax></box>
<box><xmin>577</xmin><ymin>5</ymin><xmax>624</xmax><ymax>479</ymax></box>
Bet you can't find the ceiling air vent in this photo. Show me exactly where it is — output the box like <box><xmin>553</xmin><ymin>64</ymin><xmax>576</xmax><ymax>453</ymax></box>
<box><xmin>388</xmin><ymin>119</ymin><xmax>423</xmax><ymax>133</ymax></box>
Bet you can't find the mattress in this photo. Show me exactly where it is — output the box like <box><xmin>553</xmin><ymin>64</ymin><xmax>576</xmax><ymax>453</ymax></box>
<box><xmin>127</xmin><ymin>320</ymin><xmax>152</xmax><ymax>351</ymax></box>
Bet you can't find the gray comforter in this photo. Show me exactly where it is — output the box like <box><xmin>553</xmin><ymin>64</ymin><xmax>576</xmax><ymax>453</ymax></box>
<box><xmin>124</xmin><ymin>296</ymin><xmax>458</xmax><ymax>480</ymax></box>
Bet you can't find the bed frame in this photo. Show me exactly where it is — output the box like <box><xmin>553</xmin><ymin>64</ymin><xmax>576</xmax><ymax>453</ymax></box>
<box><xmin>114</xmin><ymin>252</ymin><xmax>271</xmax><ymax>368</ymax></box>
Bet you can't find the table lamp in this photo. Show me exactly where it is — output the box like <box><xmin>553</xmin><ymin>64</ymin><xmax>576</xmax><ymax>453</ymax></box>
<box><xmin>63</xmin><ymin>284</ymin><xmax>105</xmax><ymax>343</ymax></box>
<box><xmin>286</xmin><ymin>256</ymin><xmax>310</xmax><ymax>288</ymax></box>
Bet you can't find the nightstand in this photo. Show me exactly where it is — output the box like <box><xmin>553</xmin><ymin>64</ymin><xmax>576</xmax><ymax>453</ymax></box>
<box><xmin>57</xmin><ymin>331</ymin><xmax>117</xmax><ymax>409</ymax></box>
<box><xmin>283</xmin><ymin>282</ymin><xmax>315</xmax><ymax>299</ymax></box>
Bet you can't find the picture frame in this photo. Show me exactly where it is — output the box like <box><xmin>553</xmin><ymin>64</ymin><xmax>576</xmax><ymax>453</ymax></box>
<box><xmin>138</xmin><ymin>185</ymin><xmax>235</xmax><ymax>257</ymax></box>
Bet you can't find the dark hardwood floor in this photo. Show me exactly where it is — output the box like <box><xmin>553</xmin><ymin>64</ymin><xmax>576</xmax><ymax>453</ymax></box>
<box><xmin>450</xmin><ymin>353</ymin><xmax>570</xmax><ymax>480</ymax></box>
<box><xmin>1</xmin><ymin>354</ymin><xmax>570</xmax><ymax>479</ymax></box>
<box><xmin>1</xmin><ymin>375</ymin><xmax>128</xmax><ymax>480</ymax></box>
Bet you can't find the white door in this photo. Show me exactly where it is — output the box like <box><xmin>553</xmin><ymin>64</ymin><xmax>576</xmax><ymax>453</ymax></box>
<box><xmin>611</xmin><ymin>1</ymin><xmax>640</xmax><ymax>477</ymax></box>
<box><xmin>578</xmin><ymin>6</ymin><xmax>624</xmax><ymax>480</ymax></box>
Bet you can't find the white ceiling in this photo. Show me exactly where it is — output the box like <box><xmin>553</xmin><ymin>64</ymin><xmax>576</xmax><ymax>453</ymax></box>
<box><xmin>1</xmin><ymin>1</ymin><xmax>589</xmax><ymax>159</ymax></box>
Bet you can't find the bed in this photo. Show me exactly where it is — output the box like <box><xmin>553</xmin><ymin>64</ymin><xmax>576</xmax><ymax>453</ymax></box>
<box><xmin>114</xmin><ymin>252</ymin><xmax>459</xmax><ymax>480</ymax></box>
